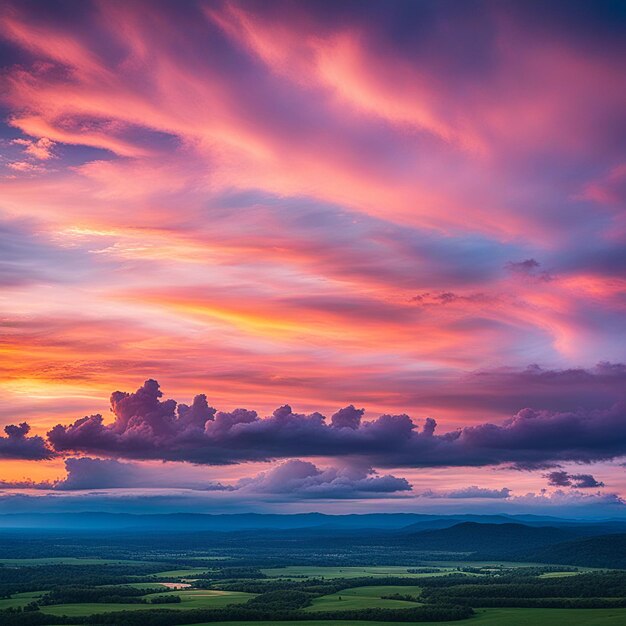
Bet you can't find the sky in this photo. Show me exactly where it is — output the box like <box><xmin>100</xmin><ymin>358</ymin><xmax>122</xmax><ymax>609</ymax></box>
<box><xmin>0</xmin><ymin>0</ymin><xmax>625</xmax><ymax>518</ymax></box>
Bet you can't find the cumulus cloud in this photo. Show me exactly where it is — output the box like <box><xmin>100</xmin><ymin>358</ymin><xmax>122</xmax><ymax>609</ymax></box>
<box><xmin>545</xmin><ymin>470</ymin><xmax>605</xmax><ymax>489</ymax></box>
<box><xmin>0</xmin><ymin>422</ymin><xmax>53</xmax><ymax>460</ymax></box>
<box><xmin>45</xmin><ymin>380</ymin><xmax>626</xmax><ymax>469</ymax></box>
<box><xmin>513</xmin><ymin>489</ymin><xmax>624</xmax><ymax>507</ymax></box>
<box><xmin>0</xmin><ymin>456</ymin><xmax>409</xmax><ymax>500</ymax></box>
<box><xmin>421</xmin><ymin>486</ymin><xmax>511</xmax><ymax>499</ymax></box>
<box><xmin>236</xmin><ymin>459</ymin><xmax>411</xmax><ymax>499</ymax></box>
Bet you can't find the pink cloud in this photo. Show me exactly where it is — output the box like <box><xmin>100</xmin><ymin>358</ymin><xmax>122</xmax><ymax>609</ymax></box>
<box><xmin>0</xmin><ymin>0</ymin><xmax>624</xmax><ymax>504</ymax></box>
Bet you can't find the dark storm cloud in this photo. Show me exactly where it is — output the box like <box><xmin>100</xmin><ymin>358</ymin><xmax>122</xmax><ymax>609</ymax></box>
<box><xmin>45</xmin><ymin>379</ymin><xmax>626</xmax><ymax>469</ymax></box>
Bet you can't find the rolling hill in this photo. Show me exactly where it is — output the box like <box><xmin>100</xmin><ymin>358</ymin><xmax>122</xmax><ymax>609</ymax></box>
<box><xmin>520</xmin><ymin>533</ymin><xmax>626</xmax><ymax>568</ymax></box>
<box><xmin>403</xmin><ymin>522</ymin><xmax>596</xmax><ymax>555</ymax></box>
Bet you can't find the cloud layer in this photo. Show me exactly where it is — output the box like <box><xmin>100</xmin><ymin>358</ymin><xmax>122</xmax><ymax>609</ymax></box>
<box><xmin>43</xmin><ymin>380</ymin><xmax>626</xmax><ymax>469</ymax></box>
<box><xmin>0</xmin><ymin>456</ymin><xmax>411</xmax><ymax>500</ymax></box>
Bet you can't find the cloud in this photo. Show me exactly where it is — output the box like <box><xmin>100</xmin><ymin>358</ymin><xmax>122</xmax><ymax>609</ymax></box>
<box><xmin>571</xmin><ymin>474</ymin><xmax>605</xmax><ymax>488</ymax></box>
<box><xmin>580</xmin><ymin>163</ymin><xmax>626</xmax><ymax>208</ymax></box>
<box><xmin>0</xmin><ymin>422</ymin><xmax>53</xmax><ymax>460</ymax></box>
<box><xmin>505</xmin><ymin>258</ymin><xmax>552</xmax><ymax>282</ymax></box>
<box><xmin>0</xmin><ymin>455</ymin><xmax>409</xmax><ymax>500</ymax></box>
<box><xmin>236</xmin><ymin>459</ymin><xmax>411</xmax><ymax>499</ymax></box>
<box><xmin>45</xmin><ymin>379</ymin><xmax>626</xmax><ymax>469</ymax></box>
<box><xmin>422</xmin><ymin>486</ymin><xmax>511</xmax><ymax>499</ymax></box>
<box><xmin>545</xmin><ymin>470</ymin><xmax>572</xmax><ymax>487</ymax></box>
<box><xmin>513</xmin><ymin>489</ymin><xmax>624</xmax><ymax>507</ymax></box>
<box><xmin>0</xmin><ymin>216</ymin><xmax>109</xmax><ymax>288</ymax></box>
<box><xmin>55</xmin><ymin>457</ymin><xmax>230</xmax><ymax>491</ymax></box>
<box><xmin>6</xmin><ymin>160</ymin><xmax>46</xmax><ymax>173</ymax></box>
<box><xmin>441</xmin><ymin>362</ymin><xmax>626</xmax><ymax>416</ymax></box>
<box><xmin>11</xmin><ymin>137</ymin><xmax>55</xmax><ymax>160</ymax></box>
<box><xmin>546</xmin><ymin>470</ymin><xmax>605</xmax><ymax>489</ymax></box>
<box><xmin>1</xmin><ymin>482</ymin><xmax>622</xmax><ymax>518</ymax></box>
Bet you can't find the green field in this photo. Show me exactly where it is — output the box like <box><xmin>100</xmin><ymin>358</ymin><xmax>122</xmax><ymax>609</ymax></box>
<box><xmin>39</xmin><ymin>589</ymin><xmax>255</xmax><ymax>617</ymax></box>
<box><xmin>421</xmin><ymin>560</ymin><xmax>545</xmax><ymax>568</ymax></box>
<box><xmin>153</xmin><ymin>567</ymin><xmax>211</xmax><ymax>578</ymax></box>
<box><xmin>187</xmin><ymin>556</ymin><xmax>233</xmax><ymax>560</ymax></box>
<box><xmin>0</xmin><ymin>590</ymin><xmax>45</xmax><ymax>611</ymax></box>
<box><xmin>306</xmin><ymin>584</ymin><xmax>422</xmax><ymax>611</ymax></box>
<box><xmin>188</xmin><ymin>608</ymin><xmax>626</xmax><ymax>626</ymax></box>
<box><xmin>419</xmin><ymin>559</ymin><xmax>596</xmax><ymax>571</ymax></box>
<box><xmin>0</xmin><ymin>557</ymin><xmax>159</xmax><ymax>566</ymax></box>
<box><xmin>2</xmin><ymin>557</ymin><xmax>622</xmax><ymax>625</ymax></box>
<box><xmin>262</xmin><ymin>565</ymin><xmax>453</xmax><ymax>578</ymax></box>
<box><xmin>118</xmin><ymin>582</ymin><xmax>173</xmax><ymax>589</ymax></box>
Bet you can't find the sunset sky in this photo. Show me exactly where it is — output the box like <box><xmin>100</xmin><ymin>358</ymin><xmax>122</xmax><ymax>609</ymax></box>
<box><xmin>1</xmin><ymin>0</ymin><xmax>625</xmax><ymax>517</ymax></box>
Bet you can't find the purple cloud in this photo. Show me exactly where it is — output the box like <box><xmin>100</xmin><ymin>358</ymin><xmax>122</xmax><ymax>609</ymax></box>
<box><xmin>0</xmin><ymin>422</ymin><xmax>53</xmax><ymax>460</ymax></box>
<box><xmin>422</xmin><ymin>486</ymin><xmax>512</xmax><ymax>499</ymax></box>
<box><xmin>45</xmin><ymin>379</ymin><xmax>626</xmax><ymax>469</ymax></box>
<box><xmin>56</xmin><ymin>457</ymin><xmax>229</xmax><ymax>491</ymax></box>
<box><xmin>0</xmin><ymin>455</ymin><xmax>409</xmax><ymax>500</ymax></box>
<box><xmin>236</xmin><ymin>459</ymin><xmax>411</xmax><ymax>499</ymax></box>
<box><xmin>546</xmin><ymin>470</ymin><xmax>605</xmax><ymax>489</ymax></box>
<box><xmin>545</xmin><ymin>470</ymin><xmax>572</xmax><ymax>487</ymax></box>
<box><xmin>505</xmin><ymin>258</ymin><xmax>552</xmax><ymax>281</ymax></box>
<box><xmin>570</xmin><ymin>474</ymin><xmax>606</xmax><ymax>488</ymax></box>
<box><xmin>469</xmin><ymin>362</ymin><xmax>626</xmax><ymax>413</ymax></box>
<box><xmin>331</xmin><ymin>405</ymin><xmax>364</xmax><ymax>429</ymax></box>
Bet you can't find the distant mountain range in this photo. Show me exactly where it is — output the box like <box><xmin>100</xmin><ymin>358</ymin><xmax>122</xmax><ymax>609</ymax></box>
<box><xmin>1</xmin><ymin>511</ymin><xmax>625</xmax><ymax>568</ymax></box>
<box><xmin>1</xmin><ymin>511</ymin><xmax>625</xmax><ymax>532</ymax></box>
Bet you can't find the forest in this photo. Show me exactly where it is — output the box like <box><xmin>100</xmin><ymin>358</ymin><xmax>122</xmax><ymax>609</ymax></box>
<box><xmin>0</xmin><ymin>515</ymin><xmax>625</xmax><ymax>626</ymax></box>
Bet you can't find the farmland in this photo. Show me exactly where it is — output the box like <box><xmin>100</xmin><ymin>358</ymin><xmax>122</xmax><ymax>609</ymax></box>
<box><xmin>192</xmin><ymin>610</ymin><xmax>626</xmax><ymax>626</ymax></box>
<box><xmin>1</xmin><ymin>515</ymin><xmax>625</xmax><ymax>625</ymax></box>
<box><xmin>38</xmin><ymin>589</ymin><xmax>256</xmax><ymax>616</ymax></box>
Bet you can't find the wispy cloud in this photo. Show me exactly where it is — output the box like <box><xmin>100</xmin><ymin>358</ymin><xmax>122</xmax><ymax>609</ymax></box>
<box><xmin>0</xmin><ymin>0</ymin><xmax>624</xmax><ymax>508</ymax></box>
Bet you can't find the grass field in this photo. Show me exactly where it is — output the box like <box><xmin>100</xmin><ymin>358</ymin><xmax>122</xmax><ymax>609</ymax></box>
<box><xmin>152</xmin><ymin>567</ymin><xmax>211</xmax><ymax>578</ymax></box>
<box><xmin>422</xmin><ymin>560</ymin><xmax>547</xmax><ymax>567</ymax></box>
<box><xmin>39</xmin><ymin>589</ymin><xmax>255</xmax><ymax>617</ymax></box>
<box><xmin>118</xmin><ymin>582</ymin><xmax>172</xmax><ymax>589</ymax></box>
<box><xmin>0</xmin><ymin>590</ymin><xmax>45</xmax><ymax>611</ymax></box>
<box><xmin>306</xmin><ymin>584</ymin><xmax>422</xmax><ymax>611</ymax></box>
<box><xmin>261</xmin><ymin>565</ymin><xmax>453</xmax><ymax>578</ymax></box>
<box><xmin>188</xmin><ymin>608</ymin><xmax>626</xmax><ymax>626</ymax></box>
<box><xmin>419</xmin><ymin>559</ymin><xmax>594</xmax><ymax>571</ymax></box>
<box><xmin>0</xmin><ymin>557</ymin><xmax>158</xmax><ymax>566</ymax></box>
